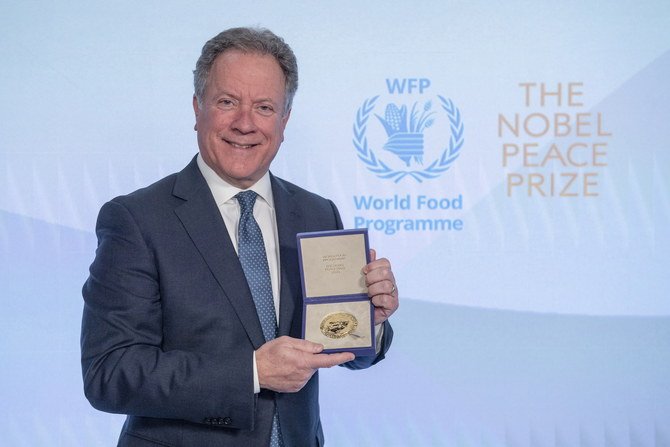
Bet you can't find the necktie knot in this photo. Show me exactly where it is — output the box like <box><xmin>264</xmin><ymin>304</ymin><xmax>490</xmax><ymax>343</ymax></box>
<box><xmin>236</xmin><ymin>190</ymin><xmax>258</xmax><ymax>215</ymax></box>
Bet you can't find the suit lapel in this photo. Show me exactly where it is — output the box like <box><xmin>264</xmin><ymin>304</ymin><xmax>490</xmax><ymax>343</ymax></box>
<box><xmin>271</xmin><ymin>175</ymin><xmax>304</xmax><ymax>337</ymax></box>
<box><xmin>172</xmin><ymin>157</ymin><xmax>266</xmax><ymax>348</ymax></box>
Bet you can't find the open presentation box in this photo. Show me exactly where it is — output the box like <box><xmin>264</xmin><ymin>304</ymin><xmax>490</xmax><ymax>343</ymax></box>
<box><xmin>297</xmin><ymin>229</ymin><xmax>375</xmax><ymax>356</ymax></box>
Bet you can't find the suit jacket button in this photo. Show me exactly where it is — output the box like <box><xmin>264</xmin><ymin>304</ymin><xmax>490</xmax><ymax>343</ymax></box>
<box><xmin>222</xmin><ymin>417</ymin><xmax>232</xmax><ymax>425</ymax></box>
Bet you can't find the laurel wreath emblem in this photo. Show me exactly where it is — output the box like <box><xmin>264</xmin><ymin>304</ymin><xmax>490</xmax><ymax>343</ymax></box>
<box><xmin>353</xmin><ymin>95</ymin><xmax>464</xmax><ymax>183</ymax></box>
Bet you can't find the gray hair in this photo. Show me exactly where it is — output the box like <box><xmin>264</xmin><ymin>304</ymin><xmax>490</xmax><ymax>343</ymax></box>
<box><xmin>193</xmin><ymin>27</ymin><xmax>298</xmax><ymax>114</ymax></box>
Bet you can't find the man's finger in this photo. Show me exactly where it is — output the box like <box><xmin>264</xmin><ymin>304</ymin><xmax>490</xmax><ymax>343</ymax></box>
<box><xmin>275</xmin><ymin>336</ymin><xmax>325</xmax><ymax>353</ymax></box>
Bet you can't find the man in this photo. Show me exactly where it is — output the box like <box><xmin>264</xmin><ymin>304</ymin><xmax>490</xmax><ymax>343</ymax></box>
<box><xmin>81</xmin><ymin>27</ymin><xmax>398</xmax><ymax>446</ymax></box>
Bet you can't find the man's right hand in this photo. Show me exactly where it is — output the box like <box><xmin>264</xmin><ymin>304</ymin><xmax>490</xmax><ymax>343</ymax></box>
<box><xmin>256</xmin><ymin>336</ymin><xmax>355</xmax><ymax>393</ymax></box>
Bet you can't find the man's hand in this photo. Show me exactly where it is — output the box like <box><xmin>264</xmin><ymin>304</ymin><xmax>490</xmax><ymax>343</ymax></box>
<box><xmin>256</xmin><ymin>336</ymin><xmax>355</xmax><ymax>393</ymax></box>
<box><xmin>363</xmin><ymin>249</ymin><xmax>399</xmax><ymax>325</ymax></box>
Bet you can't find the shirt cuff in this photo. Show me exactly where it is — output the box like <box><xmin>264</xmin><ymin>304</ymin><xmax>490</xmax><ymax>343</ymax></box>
<box><xmin>374</xmin><ymin>323</ymin><xmax>384</xmax><ymax>355</ymax></box>
<box><xmin>253</xmin><ymin>350</ymin><xmax>260</xmax><ymax>394</ymax></box>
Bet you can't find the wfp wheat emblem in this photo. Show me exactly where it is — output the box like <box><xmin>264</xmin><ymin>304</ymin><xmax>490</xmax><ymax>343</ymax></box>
<box><xmin>353</xmin><ymin>95</ymin><xmax>464</xmax><ymax>182</ymax></box>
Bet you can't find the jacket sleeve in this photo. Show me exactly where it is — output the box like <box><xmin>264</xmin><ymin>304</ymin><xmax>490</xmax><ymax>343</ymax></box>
<box><xmin>342</xmin><ymin>320</ymin><xmax>394</xmax><ymax>370</ymax></box>
<box><xmin>80</xmin><ymin>199</ymin><xmax>256</xmax><ymax>429</ymax></box>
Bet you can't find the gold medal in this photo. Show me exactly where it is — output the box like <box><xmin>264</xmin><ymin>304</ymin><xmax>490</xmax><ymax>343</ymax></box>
<box><xmin>320</xmin><ymin>312</ymin><xmax>358</xmax><ymax>339</ymax></box>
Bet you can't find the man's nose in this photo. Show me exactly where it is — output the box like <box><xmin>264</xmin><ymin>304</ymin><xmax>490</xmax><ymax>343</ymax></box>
<box><xmin>231</xmin><ymin>106</ymin><xmax>257</xmax><ymax>133</ymax></box>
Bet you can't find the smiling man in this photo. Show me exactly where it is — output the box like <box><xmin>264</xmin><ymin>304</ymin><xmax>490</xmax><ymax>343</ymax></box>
<box><xmin>81</xmin><ymin>27</ymin><xmax>398</xmax><ymax>447</ymax></box>
<box><xmin>193</xmin><ymin>49</ymin><xmax>289</xmax><ymax>189</ymax></box>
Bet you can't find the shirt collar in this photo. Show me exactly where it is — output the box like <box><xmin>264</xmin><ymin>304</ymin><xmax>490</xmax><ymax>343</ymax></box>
<box><xmin>196</xmin><ymin>153</ymin><xmax>274</xmax><ymax>208</ymax></box>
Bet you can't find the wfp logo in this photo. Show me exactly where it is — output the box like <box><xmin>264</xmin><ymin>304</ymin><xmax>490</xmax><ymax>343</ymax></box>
<box><xmin>377</xmin><ymin>102</ymin><xmax>433</xmax><ymax>166</ymax></box>
<box><xmin>353</xmin><ymin>78</ymin><xmax>465</xmax><ymax>183</ymax></box>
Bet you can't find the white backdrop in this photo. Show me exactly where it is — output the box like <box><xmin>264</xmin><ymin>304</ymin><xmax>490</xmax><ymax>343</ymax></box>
<box><xmin>1</xmin><ymin>1</ymin><xmax>669</xmax><ymax>445</ymax></box>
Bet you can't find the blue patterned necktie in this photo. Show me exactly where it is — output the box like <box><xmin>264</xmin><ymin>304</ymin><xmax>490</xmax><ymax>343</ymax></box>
<box><xmin>235</xmin><ymin>190</ymin><xmax>284</xmax><ymax>447</ymax></box>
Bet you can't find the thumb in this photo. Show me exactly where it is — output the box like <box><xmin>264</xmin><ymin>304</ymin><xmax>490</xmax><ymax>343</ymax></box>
<box><xmin>288</xmin><ymin>337</ymin><xmax>325</xmax><ymax>354</ymax></box>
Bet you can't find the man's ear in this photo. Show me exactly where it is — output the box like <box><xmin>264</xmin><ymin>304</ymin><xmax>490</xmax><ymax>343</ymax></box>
<box><xmin>192</xmin><ymin>95</ymin><xmax>200</xmax><ymax>131</ymax></box>
<box><xmin>280</xmin><ymin>108</ymin><xmax>291</xmax><ymax>142</ymax></box>
<box><xmin>281</xmin><ymin>108</ymin><xmax>291</xmax><ymax>127</ymax></box>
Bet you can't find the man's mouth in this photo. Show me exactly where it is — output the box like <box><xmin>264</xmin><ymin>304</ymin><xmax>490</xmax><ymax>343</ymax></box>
<box><xmin>225</xmin><ymin>139</ymin><xmax>257</xmax><ymax>149</ymax></box>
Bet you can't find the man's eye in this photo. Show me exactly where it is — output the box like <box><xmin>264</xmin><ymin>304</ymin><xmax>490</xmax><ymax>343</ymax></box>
<box><xmin>257</xmin><ymin>105</ymin><xmax>275</xmax><ymax>115</ymax></box>
<box><xmin>217</xmin><ymin>99</ymin><xmax>235</xmax><ymax>107</ymax></box>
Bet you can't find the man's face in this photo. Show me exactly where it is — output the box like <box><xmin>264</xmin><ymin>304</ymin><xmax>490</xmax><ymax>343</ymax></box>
<box><xmin>193</xmin><ymin>50</ymin><xmax>290</xmax><ymax>189</ymax></box>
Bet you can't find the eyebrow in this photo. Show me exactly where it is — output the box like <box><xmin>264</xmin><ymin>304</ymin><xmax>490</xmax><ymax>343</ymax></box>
<box><xmin>214</xmin><ymin>90</ymin><xmax>280</xmax><ymax>106</ymax></box>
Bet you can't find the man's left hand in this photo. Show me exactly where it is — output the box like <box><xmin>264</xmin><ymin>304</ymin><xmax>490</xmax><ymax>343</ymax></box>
<box><xmin>363</xmin><ymin>249</ymin><xmax>399</xmax><ymax>325</ymax></box>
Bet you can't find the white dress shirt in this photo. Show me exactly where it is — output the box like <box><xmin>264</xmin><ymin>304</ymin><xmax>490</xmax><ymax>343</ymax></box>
<box><xmin>197</xmin><ymin>155</ymin><xmax>281</xmax><ymax>317</ymax></box>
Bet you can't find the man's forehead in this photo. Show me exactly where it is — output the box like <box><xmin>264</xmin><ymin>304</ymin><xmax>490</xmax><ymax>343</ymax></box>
<box><xmin>206</xmin><ymin>50</ymin><xmax>287</xmax><ymax>98</ymax></box>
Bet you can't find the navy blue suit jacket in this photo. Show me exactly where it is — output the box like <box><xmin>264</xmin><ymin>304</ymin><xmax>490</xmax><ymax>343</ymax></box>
<box><xmin>81</xmin><ymin>156</ymin><xmax>393</xmax><ymax>446</ymax></box>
